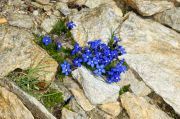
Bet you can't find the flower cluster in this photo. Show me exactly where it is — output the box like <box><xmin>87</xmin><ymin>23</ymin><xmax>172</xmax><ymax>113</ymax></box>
<box><xmin>42</xmin><ymin>21</ymin><xmax>127</xmax><ymax>83</ymax></box>
<box><xmin>71</xmin><ymin>38</ymin><xmax>127</xmax><ymax>83</ymax></box>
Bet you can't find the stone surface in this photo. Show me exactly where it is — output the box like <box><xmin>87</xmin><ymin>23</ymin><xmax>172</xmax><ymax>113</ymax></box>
<box><xmin>62</xmin><ymin>77</ymin><xmax>95</xmax><ymax>111</ymax></box>
<box><xmin>0</xmin><ymin>78</ymin><xmax>57</xmax><ymax>119</ymax></box>
<box><xmin>0</xmin><ymin>25</ymin><xmax>58</xmax><ymax>83</ymax></box>
<box><xmin>72</xmin><ymin>66</ymin><xmax>120</xmax><ymax>105</ymax></box>
<box><xmin>99</xmin><ymin>102</ymin><xmax>122</xmax><ymax>117</ymax></box>
<box><xmin>118</xmin><ymin>69</ymin><xmax>152</xmax><ymax>96</ymax></box>
<box><xmin>84</xmin><ymin>0</ymin><xmax>113</xmax><ymax>8</ymax></box>
<box><xmin>68</xmin><ymin>3</ymin><xmax>123</xmax><ymax>46</ymax></box>
<box><xmin>68</xmin><ymin>98</ymin><xmax>89</xmax><ymax>119</ymax></box>
<box><xmin>41</xmin><ymin>15</ymin><xmax>58</xmax><ymax>33</ymax></box>
<box><xmin>121</xmin><ymin>92</ymin><xmax>172</xmax><ymax>119</ymax></box>
<box><xmin>120</xmin><ymin>12</ymin><xmax>180</xmax><ymax>115</ymax></box>
<box><xmin>61</xmin><ymin>108</ymin><xmax>78</xmax><ymax>119</ymax></box>
<box><xmin>154</xmin><ymin>7</ymin><xmax>180</xmax><ymax>32</ymax></box>
<box><xmin>123</xmin><ymin>0</ymin><xmax>174</xmax><ymax>16</ymax></box>
<box><xmin>36</xmin><ymin>0</ymin><xmax>50</xmax><ymax>5</ymax></box>
<box><xmin>8</xmin><ymin>13</ymin><xmax>34</xmax><ymax>29</ymax></box>
<box><xmin>70</xmin><ymin>88</ymin><xmax>95</xmax><ymax>111</ymax></box>
<box><xmin>56</xmin><ymin>2</ymin><xmax>71</xmax><ymax>16</ymax></box>
<box><xmin>0</xmin><ymin>86</ymin><xmax>34</xmax><ymax>119</ymax></box>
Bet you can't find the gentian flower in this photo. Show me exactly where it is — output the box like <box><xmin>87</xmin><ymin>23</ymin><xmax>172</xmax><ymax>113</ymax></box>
<box><xmin>42</xmin><ymin>36</ymin><xmax>52</xmax><ymax>46</ymax></box>
<box><xmin>73</xmin><ymin>57</ymin><xmax>82</xmax><ymax>67</ymax></box>
<box><xmin>87</xmin><ymin>57</ymin><xmax>98</xmax><ymax>68</ymax></box>
<box><xmin>67</xmin><ymin>21</ymin><xmax>76</xmax><ymax>30</ymax></box>
<box><xmin>82</xmin><ymin>53</ymin><xmax>92</xmax><ymax>62</ymax></box>
<box><xmin>113</xmin><ymin>36</ymin><xmax>120</xmax><ymax>42</ymax></box>
<box><xmin>102</xmin><ymin>56</ymin><xmax>111</xmax><ymax>66</ymax></box>
<box><xmin>60</xmin><ymin>61</ymin><xmax>72</xmax><ymax>76</ymax></box>
<box><xmin>71</xmin><ymin>43</ymin><xmax>82</xmax><ymax>55</ymax></box>
<box><xmin>94</xmin><ymin>65</ymin><xmax>105</xmax><ymax>76</ymax></box>
<box><xmin>84</xmin><ymin>47</ymin><xmax>91</xmax><ymax>54</ymax></box>
<box><xmin>118</xmin><ymin>46</ymin><xmax>126</xmax><ymax>55</ymax></box>
<box><xmin>88</xmin><ymin>40</ymin><xmax>101</xmax><ymax>50</ymax></box>
<box><xmin>56</xmin><ymin>42</ymin><xmax>62</xmax><ymax>50</ymax></box>
<box><xmin>106</xmin><ymin>75</ymin><xmax>121</xmax><ymax>84</ymax></box>
<box><xmin>111</xmin><ymin>50</ymin><xmax>118</xmax><ymax>58</ymax></box>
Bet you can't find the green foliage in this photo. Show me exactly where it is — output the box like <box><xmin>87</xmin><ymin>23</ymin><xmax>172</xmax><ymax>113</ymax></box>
<box><xmin>40</xmin><ymin>89</ymin><xmax>64</xmax><ymax>108</ymax></box>
<box><xmin>51</xmin><ymin>19</ymin><xmax>68</xmax><ymax>35</ymax></box>
<box><xmin>119</xmin><ymin>84</ymin><xmax>130</xmax><ymax>95</ymax></box>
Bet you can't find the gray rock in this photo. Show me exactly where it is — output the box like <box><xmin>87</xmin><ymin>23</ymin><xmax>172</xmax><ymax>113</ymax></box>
<box><xmin>61</xmin><ymin>108</ymin><xmax>79</xmax><ymax>119</ymax></box>
<box><xmin>0</xmin><ymin>78</ymin><xmax>56</xmax><ymax>119</ymax></box>
<box><xmin>41</xmin><ymin>15</ymin><xmax>58</xmax><ymax>33</ymax></box>
<box><xmin>118</xmin><ymin>69</ymin><xmax>152</xmax><ymax>96</ymax></box>
<box><xmin>62</xmin><ymin>77</ymin><xmax>95</xmax><ymax>111</ymax></box>
<box><xmin>68</xmin><ymin>2</ymin><xmax>123</xmax><ymax>46</ymax></box>
<box><xmin>0</xmin><ymin>85</ymin><xmax>34</xmax><ymax>119</ymax></box>
<box><xmin>98</xmin><ymin>102</ymin><xmax>122</xmax><ymax>117</ymax></box>
<box><xmin>8</xmin><ymin>13</ymin><xmax>34</xmax><ymax>29</ymax></box>
<box><xmin>121</xmin><ymin>92</ymin><xmax>172</xmax><ymax>119</ymax></box>
<box><xmin>56</xmin><ymin>2</ymin><xmax>71</xmax><ymax>16</ymax></box>
<box><xmin>120</xmin><ymin>12</ymin><xmax>180</xmax><ymax>115</ymax></box>
<box><xmin>154</xmin><ymin>7</ymin><xmax>180</xmax><ymax>32</ymax></box>
<box><xmin>0</xmin><ymin>25</ymin><xmax>58</xmax><ymax>84</ymax></box>
<box><xmin>122</xmin><ymin>0</ymin><xmax>174</xmax><ymax>16</ymax></box>
<box><xmin>72</xmin><ymin>66</ymin><xmax>120</xmax><ymax>105</ymax></box>
<box><xmin>36</xmin><ymin>0</ymin><xmax>50</xmax><ymax>5</ymax></box>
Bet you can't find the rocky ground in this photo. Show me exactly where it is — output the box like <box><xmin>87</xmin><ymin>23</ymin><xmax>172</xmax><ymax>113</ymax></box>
<box><xmin>0</xmin><ymin>0</ymin><xmax>180</xmax><ymax>119</ymax></box>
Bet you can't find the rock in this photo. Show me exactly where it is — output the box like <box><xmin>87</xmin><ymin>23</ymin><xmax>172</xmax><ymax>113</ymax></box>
<box><xmin>68</xmin><ymin>3</ymin><xmax>123</xmax><ymax>46</ymax></box>
<box><xmin>68</xmin><ymin>98</ymin><xmax>89</xmax><ymax>119</ymax></box>
<box><xmin>154</xmin><ymin>7</ymin><xmax>180</xmax><ymax>32</ymax></box>
<box><xmin>121</xmin><ymin>92</ymin><xmax>172</xmax><ymax>119</ymax></box>
<box><xmin>72</xmin><ymin>66</ymin><xmax>120</xmax><ymax>105</ymax></box>
<box><xmin>33</xmin><ymin>10</ymin><xmax>39</xmax><ymax>16</ymax></box>
<box><xmin>123</xmin><ymin>0</ymin><xmax>174</xmax><ymax>16</ymax></box>
<box><xmin>56</xmin><ymin>2</ymin><xmax>71</xmax><ymax>16</ymax></box>
<box><xmin>87</xmin><ymin>108</ymin><xmax>114</xmax><ymax>119</ymax></box>
<box><xmin>36</xmin><ymin>0</ymin><xmax>50</xmax><ymax>5</ymax></box>
<box><xmin>120</xmin><ymin>12</ymin><xmax>180</xmax><ymax>115</ymax></box>
<box><xmin>61</xmin><ymin>108</ymin><xmax>77</xmax><ymax>119</ymax></box>
<box><xmin>0</xmin><ymin>25</ymin><xmax>58</xmax><ymax>84</ymax></box>
<box><xmin>0</xmin><ymin>86</ymin><xmax>34</xmax><ymax>119</ymax></box>
<box><xmin>8</xmin><ymin>13</ymin><xmax>34</xmax><ymax>29</ymax></box>
<box><xmin>62</xmin><ymin>77</ymin><xmax>95</xmax><ymax>111</ymax></box>
<box><xmin>70</xmin><ymin>88</ymin><xmax>95</xmax><ymax>111</ymax></box>
<box><xmin>0</xmin><ymin>78</ymin><xmax>57</xmax><ymax>119</ymax></box>
<box><xmin>118</xmin><ymin>69</ymin><xmax>152</xmax><ymax>96</ymax></box>
<box><xmin>41</xmin><ymin>15</ymin><xmax>58</xmax><ymax>33</ymax></box>
<box><xmin>0</xmin><ymin>18</ymin><xmax>7</xmax><ymax>24</ymax></box>
<box><xmin>84</xmin><ymin>0</ymin><xmax>113</xmax><ymax>8</ymax></box>
<box><xmin>99</xmin><ymin>102</ymin><xmax>122</xmax><ymax>117</ymax></box>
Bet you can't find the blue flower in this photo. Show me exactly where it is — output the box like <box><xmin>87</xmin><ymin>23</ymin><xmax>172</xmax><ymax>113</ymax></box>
<box><xmin>67</xmin><ymin>21</ymin><xmax>76</xmax><ymax>30</ymax></box>
<box><xmin>60</xmin><ymin>61</ymin><xmax>72</xmax><ymax>76</ymax></box>
<box><xmin>106</xmin><ymin>75</ymin><xmax>121</xmax><ymax>84</ymax></box>
<box><xmin>88</xmin><ymin>40</ymin><xmax>101</xmax><ymax>50</ymax></box>
<box><xmin>71</xmin><ymin>43</ymin><xmax>82</xmax><ymax>55</ymax></box>
<box><xmin>118</xmin><ymin>46</ymin><xmax>126</xmax><ymax>55</ymax></box>
<box><xmin>94</xmin><ymin>65</ymin><xmax>105</xmax><ymax>76</ymax></box>
<box><xmin>113</xmin><ymin>36</ymin><xmax>120</xmax><ymax>42</ymax></box>
<box><xmin>56</xmin><ymin>42</ymin><xmax>62</xmax><ymax>50</ymax></box>
<box><xmin>82</xmin><ymin>53</ymin><xmax>92</xmax><ymax>62</ymax></box>
<box><xmin>111</xmin><ymin>50</ymin><xmax>118</xmax><ymax>58</ymax></box>
<box><xmin>99</xmin><ymin>43</ymin><xmax>109</xmax><ymax>51</ymax></box>
<box><xmin>73</xmin><ymin>57</ymin><xmax>82</xmax><ymax>67</ymax></box>
<box><xmin>102</xmin><ymin>56</ymin><xmax>111</xmax><ymax>66</ymax></box>
<box><xmin>42</xmin><ymin>36</ymin><xmax>52</xmax><ymax>46</ymax></box>
<box><xmin>103</xmin><ymin>49</ymin><xmax>112</xmax><ymax>57</ymax></box>
<box><xmin>84</xmin><ymin>47</ymin><xmax>91</xmax><ymax>54</ymax></box>
<box><xmin>87</xmin><ymin>57</ymin><xmax>98</xmax><ymax>68</ymax></box>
